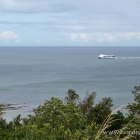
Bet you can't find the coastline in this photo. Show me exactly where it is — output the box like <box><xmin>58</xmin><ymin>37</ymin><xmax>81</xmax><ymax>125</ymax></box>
<box><xmin>1</xmin><ymin>103</ymin><xmax>34</xmax><ymax>122</ymax></box>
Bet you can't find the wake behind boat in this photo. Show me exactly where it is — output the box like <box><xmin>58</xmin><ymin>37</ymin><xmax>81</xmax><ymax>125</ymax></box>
<box><xmin>98</xmin><ymin>54</ymin><xmax>115</xmax><ymax>59</ymax></box>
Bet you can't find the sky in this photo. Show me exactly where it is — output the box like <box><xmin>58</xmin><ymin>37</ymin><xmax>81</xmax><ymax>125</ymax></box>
<box><xmin>0</xmin><ymin>0</ymin><xmax>140</xmax><ymax>47</ymax></box>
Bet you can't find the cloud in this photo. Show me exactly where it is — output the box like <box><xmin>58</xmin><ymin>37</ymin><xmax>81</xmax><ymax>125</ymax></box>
<box><xmin>1</xmin><ymin>0</ymin><xmax>38</xmax><ymax>13</ymax></box>
<box><xmin>61</xmin><ymin>33</ymin><xmax>115</xmax><ymax>42</ymax></box>
<box><xmin>0</xmin><ymin>0</ymin><xmax>139</xmax><ymax>15</ymax></box>
<box><xmin>55</xmin><ymin>25</ymin><xmax>87</xmax><ymax>30</ymax></box>
<box><xmin>0</xmin><ymin>0</ymin><xmax>77</xmax><ymax>13</ymax></box>
<box><xmin>118</xmin><ymin>32</ymin><xmax>140</xmax><ymax>40</ymax></box>
<box><xmin>0</xmin><ymin>31</ymin><xmax>20</xmax><ymax>42</ymax></box>
<box><xmin>61</xmin><ymin>32</ymin><xmax>140</xmax><ymax>42</ymax></box>
<box><xmin>68</xmin><ymin>33</ymin><xmax>90</xmax><ymax>42</ymax></box>
<box><xmin>0</xmin><ymin>0</ymin><xmax>140</xmax><ymax>46</ymax></box>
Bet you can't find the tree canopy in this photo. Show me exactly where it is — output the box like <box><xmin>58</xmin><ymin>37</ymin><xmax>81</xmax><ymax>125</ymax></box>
<box><xmin>0</xmin><ymin>86</ymin><xmax>140</xmax><ymax>140</ymax></box>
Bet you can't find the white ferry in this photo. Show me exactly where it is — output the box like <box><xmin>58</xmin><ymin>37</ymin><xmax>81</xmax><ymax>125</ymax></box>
<box><xmin>98</xmin><ymin>54</ymin><xmax>115</xmax><ymax>59</ymax></box>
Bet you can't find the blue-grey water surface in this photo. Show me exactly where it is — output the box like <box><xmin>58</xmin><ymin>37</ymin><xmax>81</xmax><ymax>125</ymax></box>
<box><xmin>0</xmin><ymin>46</ymin><xmax>140</xmax><ymax>120</ymax></box>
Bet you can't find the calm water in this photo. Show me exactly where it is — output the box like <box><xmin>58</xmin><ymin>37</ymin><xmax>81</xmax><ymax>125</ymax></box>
<box><xmin>0</xmin><ymin>46</ymin><xmax>140</xmax><ymax>120</ymax></box>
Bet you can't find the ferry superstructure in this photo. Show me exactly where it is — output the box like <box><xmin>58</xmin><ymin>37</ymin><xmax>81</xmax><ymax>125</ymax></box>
<box><xmin>98</xmin><ymin>54</ymin><xmax>115</xmax><ymax>59</ymax></box>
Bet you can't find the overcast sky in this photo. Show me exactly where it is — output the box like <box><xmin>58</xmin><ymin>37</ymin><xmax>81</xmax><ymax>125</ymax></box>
<box><xmin>0</xmin><ymin>0</ymin><xmax>140</xmax><ymax>46</ymax></box>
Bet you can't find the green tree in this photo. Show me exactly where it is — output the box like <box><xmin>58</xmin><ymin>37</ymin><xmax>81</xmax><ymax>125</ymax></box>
<box><xmin>0</xmin><ymin>104</ymin><xmax>4</xmax><ymax>115</ymax></box>
<box><xmin>0</xmin><ymin>117</ymin><xmax>12</xmax><ymax>140</ymax></box>
<box><xmin>65</xmin><ymin>89</ymin><xmax>80</xmax><ymax>102</ymax></box>
<box><xmin>0</xmin><ymin>88</ymin><xmax>137</xmax><ymax>140</ymax></box>
<box><xmin>78</xmin><ymin>92</ymin><xmax>96</xmax><ymax>123</ymax></box>
<box><xmin>125</xmin><ymin>85</ymin><xmax>140</xmax><ymax>140</ymax></box>
<box><xmin>90</xmin><ymin>97</ymin><xmax>113</xmax><ymax>124</ymax></box>
<box><xmin>12</xmin><ymin>97</ymin><xmax>89</xmax><ymax>140</ymax></box>
<box><xmin>127</xmin><ymin>85</ymin><xmax>140</xmax><ymax>117</ymax></box>
<box><xmin>107</xmin><ymin>111</ymin><xmax>125</xmax><ymax>131</ymax></box>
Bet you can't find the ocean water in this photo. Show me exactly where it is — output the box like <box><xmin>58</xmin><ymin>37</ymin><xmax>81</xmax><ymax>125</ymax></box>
<box><xmin>0</xmin><ymin>46</ymin><xmax>140</xmax><ymax>120</ymax></box>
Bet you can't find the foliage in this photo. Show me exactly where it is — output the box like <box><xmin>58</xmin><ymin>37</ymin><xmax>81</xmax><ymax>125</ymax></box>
<box><xmin>125</xmin><ymin>85</ymin><xmax>140</xmax><ymax>140</ymax></box>
<box><xmin>65</xmin><ymin>89</ymin><xmax>80</xmax><ymax>102</ymax></box>
<box><xmin>108</xmin><ymin>110</ymin><xmax>125</xmax><ymax>131</ymax></box>
<box><xmin>0</xmin><ymin>86</ymin><xmax>140</xmax><ymax>139</ymax></box>
<box><xmin>0</xmin><ymin>104</ymin><xmax>5</xmax><ymax>115</ymax></box>
<box><xmin>78</xmin><ymin>92</ymin><xmax>96</xmax><ymax>121</ymax></box>
<box><xmin>127</xmin><ymin>85</ymin><xmax>140</xmax><ymax>116</ymax></box>
<box><xmin>89</xmin><ymin>97</ymin><xmax>113</xmax><ymax>124</ymax></box>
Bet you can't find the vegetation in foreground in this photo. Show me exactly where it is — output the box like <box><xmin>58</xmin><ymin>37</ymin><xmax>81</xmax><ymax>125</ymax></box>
<box><xmin>0</xmin><ymin>85</ymin><xmax>140</xmax><ymax>140</ymax></box>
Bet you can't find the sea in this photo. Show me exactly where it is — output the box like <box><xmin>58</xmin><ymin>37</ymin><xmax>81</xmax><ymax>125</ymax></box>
<box><xmin>0</xmin><ymin>46</ymin><xmax>140</xmax><ymax>121</ymax></box>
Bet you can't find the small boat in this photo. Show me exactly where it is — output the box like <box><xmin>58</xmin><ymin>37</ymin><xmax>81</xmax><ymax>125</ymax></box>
<box><xmin>98</xmin><ymin>54</ymin><xmax>115</xmax><ymax>59</ymax></box>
